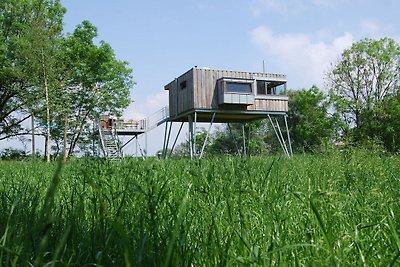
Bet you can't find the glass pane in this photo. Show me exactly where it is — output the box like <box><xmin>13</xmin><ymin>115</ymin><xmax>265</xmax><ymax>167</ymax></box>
<box><xmin>267</xmin><ymin>81</ymin><xmax>286</xmax><ymax>95</ymax></box>
<box><xmin>275</xmin><ymin>84</ymin><xmax>286</xmax><ymax>95</ymax></box>
<box><xmin>257</xmin><ymin>80</ymin><xmax>267</xmax><ymax>95</ymax></box>
<box><xmin>226</xmin><ymin>82</ymin><xmax>252</xmax><ymax>93</ymax></box>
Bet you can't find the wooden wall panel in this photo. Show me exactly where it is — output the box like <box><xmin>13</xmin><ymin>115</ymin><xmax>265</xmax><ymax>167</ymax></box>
<box><xmin>166</xmin><ymin>68</ymin><xmax>288</xmax><ymax>117</ymax></box>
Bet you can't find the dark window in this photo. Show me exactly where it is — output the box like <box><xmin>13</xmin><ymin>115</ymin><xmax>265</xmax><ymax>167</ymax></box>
<box><xmin>180</xmin><ymin>80</ymin><xmax>187</xmax><ymax>90</ymax></box>
<box><xmin>257</xmin><ymin>80</ymin><xmax>267</xmax><ymax>95</ymax></box>
<box><xmin>267</xmin><ymin>81</ymin><xmax>286</xmax><ymax>95</ymax></box>
<box><xmin>225</xmin><ymin>82</ymin><xmax>252</xmax><ymax>93</ymax></box>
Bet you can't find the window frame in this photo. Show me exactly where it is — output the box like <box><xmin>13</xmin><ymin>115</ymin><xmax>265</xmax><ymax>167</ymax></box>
<box><xmin>255</xmin><ymin>78</ymin><xmax>287</xmax><ymax>98</ymax></box>
<box><xmin>219</xmin><ymin>78</ymin><xmax>255</xmax><ymax>95</ymax></box>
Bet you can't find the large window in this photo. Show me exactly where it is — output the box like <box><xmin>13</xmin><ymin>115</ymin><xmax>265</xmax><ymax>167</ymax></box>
<box><xmin>226</xmin><ymin>82</ymin><xmax>252</xmax><ymax>93</ymax></box>
<box><xmin>218</xmin><ymin>78</ymin><xmax>255</xmax><ymax>106</ymax></box>
<box><xmin>219</xmin><ymin>78</ymin><xmax>254</xmax><ymax>94</ymax></box>
<box><xmin>256</xmin><ymin>80</ymin><xmax>286</xmax><ymax>95</ymax></box>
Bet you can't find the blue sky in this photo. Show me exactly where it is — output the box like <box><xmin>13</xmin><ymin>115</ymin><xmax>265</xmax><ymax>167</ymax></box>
<box><xmin>3</xmin><ymin>0</ymin><xmax>399</xmax><ymax>155</ymax></box>
<box><xmin>61</xmin><ymin>0</ymin><xmax>400</xmax><ymax>119</ymax></box>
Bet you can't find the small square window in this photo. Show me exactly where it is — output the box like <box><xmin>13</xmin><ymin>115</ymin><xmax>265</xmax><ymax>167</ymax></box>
<box><xmin>180</xmin><ymin>80</ymin><xmax>187</xmax><ymax>90</ymax></box>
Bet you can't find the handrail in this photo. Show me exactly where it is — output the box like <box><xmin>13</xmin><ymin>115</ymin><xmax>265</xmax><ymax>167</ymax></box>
<box><xmin>113</xmin><ymin>106</ymin><xmax>169</xmax><ymax>132</ymax></box>
<box><xmin>98</xmin><ymin>120</ymin><xmax>107</xmax><ymax>157</ymax></box>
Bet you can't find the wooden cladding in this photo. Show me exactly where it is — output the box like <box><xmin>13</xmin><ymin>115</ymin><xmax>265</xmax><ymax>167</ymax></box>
<box><xmin>164</xmin><ymin>68</ymin><xmax>288</xmax><ymax>119</ymax></box>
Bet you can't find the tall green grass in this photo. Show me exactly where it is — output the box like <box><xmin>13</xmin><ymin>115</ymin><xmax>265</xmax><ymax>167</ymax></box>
<box><xmin>0</xmin><ymin>151</ymin><xmax>399</xmax><ymax>266</ymax></box>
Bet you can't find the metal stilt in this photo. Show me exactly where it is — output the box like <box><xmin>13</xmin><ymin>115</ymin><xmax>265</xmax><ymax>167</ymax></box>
<box><xmin>169</xmin><ymin>122</ymin><xmax>184</xmax><ymax>158</ymax></box>
<box><xmin>268</xmin><ymin>115</ymin><xmax>289</xmax><ymax>157</ymax></box>
<box><xmin>163</xmin><ymin>121</ymin><xmax>173</xmax><ymax>158</ymax></box>
<box><xmin>145</xmin><ymin>132</ymin><xmax>148</xmax><ymax>157</ymax></box>
<box><xmin>162</xmin><ymin>121</ymin><xmax>169</xmax><ymax>157</ymax></box>
<box><xmin>135</xmin><ymin>136</ymin><xmax>138</xmax><ymax>157</ymax></box>
<box><xmin>199</xmin><ymin>113</ymin><xmax>216</xmax><ymax>159</ymax></box>
<box><xmin>194</xmin><ymin>112</ymin><xmax>197</xmax><ymax>156</ymax></box>
<box><xmin>242</xmin><ymin>123</ymin><xmax>247</xmax><ymax>157</ymax></box>
<box><xmin>137</xmin><ymin>138</ymin><xmax>146</xmax><ymax>159</ymax></box>
<box><xmin>275</xmin><ymin>118</ymin><xmax>289</xmax><ymax>156</ymax></box>
<box><xmin>284</xmin><ymin>115</ymin><xmax>293</xmax><ymax>156</ymax></box>
<box><xmin>188</xmin><ymin>115</ymin><xmax>194</xmax><ymax>160</ymax></box>
<box><xmin>227</xmin><ymin>123</ymin><xmax>241</xmax><ymax>155</ymax></box>
<box><xmin>120</xmin><ymin>135</ymin><xmax>138</xmax><ymax>150</ymax></box>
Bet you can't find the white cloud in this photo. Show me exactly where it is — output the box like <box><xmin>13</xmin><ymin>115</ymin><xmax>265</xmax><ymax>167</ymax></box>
<box><xmin>146</xmin><ymin>91</ymin><xmax>169</xmax><ymax>110</ymax></box>
<box><xmin>122</xmin><ymin>90</ymin><xmax>168</xmax><ymax>120</ymax></box>
<box><xmin>250</xmin><ymin>26</ymin><xmax>354</xmax><ymax>88</ymax></box>
<box><xmin>360</xmin><ymin>19</ymin><xmax>394</xmax><ymax>39</ymax></box>
<box><xmin>122</xmin><ymin>107</ymin><xmax>146</xmax><ymax>120</ymax></box>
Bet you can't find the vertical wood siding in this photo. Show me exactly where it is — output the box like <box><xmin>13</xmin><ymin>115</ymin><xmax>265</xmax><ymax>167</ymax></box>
<box><xmin>165</xmin><ymin>68</ymin><xmax>288</xmax><ymax>118</ymax></box>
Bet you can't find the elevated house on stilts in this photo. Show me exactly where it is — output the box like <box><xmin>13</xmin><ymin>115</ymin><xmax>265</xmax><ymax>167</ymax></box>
<box><xmin>163</xmin><ymin>67</ymin><xmax>292</xmax><ymax>158</ymax></box>
<box><xmin>98</xmin><ymin>67</ymin><xmax>292</xmax><ymax>159</ymax></box>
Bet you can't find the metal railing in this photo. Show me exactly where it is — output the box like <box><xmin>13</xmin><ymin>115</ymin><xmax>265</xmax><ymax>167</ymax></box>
<box><xmin>114</xmin><ymin>106</ymin><xmax>169</xmax><ymax>132</ymax></box>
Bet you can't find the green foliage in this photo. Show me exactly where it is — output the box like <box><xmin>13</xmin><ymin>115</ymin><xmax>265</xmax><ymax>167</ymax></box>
<box><xmin>328</xmin><ymin>37</ymin><xmax>400</xmax><ymax>151</ymax></box>
<box><xmin>0</xmin><ymin>148</ymin><xmax>28</xmax><ymax>160</ymax></box>
<box><xmin>354</xmin><ymin>93</ymin><xmax>400</xmax><ymax>152</ymax></box>
<box><xmin>0</xmin><ymin>0</ymin><xmax>65</xmax><ymax>139</ymax></box>
<box><xmin>53</xmin><ymin>20</ymin><xmax>133</xmax><ymax>156</ymax></box>
<box><xmin>0</xmin><ymin>1</ymin><xmax>134</xmax><ymax>157</ymax></box>
<box><xmin>0</xmin><ymin>154</ymin><xmax>399</xmax><ymax>266</ymax></box>
<box><xmin>288</xmin><ymin>86</ymin><xmax>340</xmax><ymax>153</ymax></box>
<box><xmin>173</xmin><ymin>122</ymin><xmax>277</xmax><ymax>157</ymax></box>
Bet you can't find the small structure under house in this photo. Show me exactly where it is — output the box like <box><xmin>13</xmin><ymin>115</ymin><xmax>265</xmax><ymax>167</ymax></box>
<box><xmin>162</xmin><ymin>67</ymin><xmax>292</xmax><ymax>158</ymax></box>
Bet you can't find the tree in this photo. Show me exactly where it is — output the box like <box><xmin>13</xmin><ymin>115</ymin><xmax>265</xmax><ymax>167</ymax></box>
<box><xmin>21</xmin><ymin>0</ymin><xmax>65</xmax><ymax>161</ymax></box>
<box><xmin>53</xmin><ymin>20</ymin><xmax>133</xmax><ymax>157</ymax></box>
<box><xmin>0</xmin><ymin>0</ymin><xmax>38</xmax><ymax>140</ymax></box>
<box><xmin>1</xmin><ymin>1</ymin><xmax>133</xmax><ymax>159</ymax></box>
<box><xmin>209</xmin><ymin>122</ymin><xmax>273</xmax><ymax>156</ymax></box>
<box><xmin>359</xmin><ymin>93</ymin><xmax>400</xmax><ymax>152</ymax></box>
<box><xmin>173</xmin><ymin>121</ymin><xmax>276</xmax><ymax>158</ymax></box>
<box><xmin>327</xmin><ymin>38</ymin><xmax>400</xmax><ymax>146</ymax></box>
<box><xmin>0</xmin><ymin>0</ymin><xmax>65</xmax><ymax>150</ymax></box>
<box><xmin>288</xmin><ymin>86</ymin><xmax>340</xmax><ymax>153</ymax></box>
<box><xmin>379</xmin><ymin>94</ymin><xmax>400</xmax><ymax>152</ymax></box>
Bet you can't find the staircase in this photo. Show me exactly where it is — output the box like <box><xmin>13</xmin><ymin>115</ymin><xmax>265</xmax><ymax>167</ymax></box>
<box><xmin>99</xmin><ymin>128</ymin><xmax>122</xmax><ymax>160</ymax></box>
<box><xmin>98</xmin><ymin>106</ymin><xmax>169</xmax><ymax>159</ymax></box>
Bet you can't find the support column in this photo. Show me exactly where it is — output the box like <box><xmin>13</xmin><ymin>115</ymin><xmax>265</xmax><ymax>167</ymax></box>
<box><xmin>188</xmin><ymin>115</ymin><xmax>194</xmax><ymax>160</ymax></box>
<box><xmin>162</xmin><ymin>121</ymin><xmax>169</xmax><ymax>158</ymax></box>
<box><xmin>199</xmin><ymin>113</ymin><xmax>216</xmax><ymax>159</ymax></box>
<box><xmin>169</xmin><ymin>122</ymin><xmax>184</xmax><ymax>158</ymax></box>
<box><xmin>227</xmin><ymin>123</ymin><xmax>241</xmax><ymax>155</ymax></box>
<box><xmin>275</xmin><ymin>118</ymin><xmax>289</xmax><ymax>156</ymax></box>
<box><xmin>136</xmin><ymin>136</ymin><xmax>138</xmax><ymax>157</ymax></box>
<box><xmin>193</xmin><ymin>112</ymin><xmax>197</xmax><ymax>157</ymax></box>
<box><xmin>242</xmin><ymin>123</ymin><xmax>247</xmax><ymax>158</ymax></box>
<box><xmin>284</xmin><ymin>115</ymin><xmax>293</xmax><ymax>156</ymax></box>
<box><xmin>163</xmin><ymin>121</ymin><xmax>173</xmax><ymax>158</ymax></box>
<box><xmin>145</xmin><ymin>132</ymin><xmax>148</xmax><ymax>157</ymax></box>
<box><xmin>268</xmin><ymin>115</ymin><xmax>289</xmax><ymax>157</ymax></box>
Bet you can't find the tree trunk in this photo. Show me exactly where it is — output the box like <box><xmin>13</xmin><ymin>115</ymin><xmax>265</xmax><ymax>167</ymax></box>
<box><xmin>67</xmin><ymin>111</ymin><xmax>91</xmax><ymax>157</ymax></box>
<box><xmin>42</xmin><ymin>48</ymin><xmax>51</xmax><ymax>162</ymax></box>
<box><xmin>63</xmin><ymin>116</ymin><xmax>68</xmax><ymax>161</ymax></box>
<box><xmin>31</xmin><ymin>113</ymin><xmax>35</xmax><ymax>160</ymax></box>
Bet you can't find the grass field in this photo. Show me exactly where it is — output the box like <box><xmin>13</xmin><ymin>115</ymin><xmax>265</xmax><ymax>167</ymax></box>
<box><xmin>0</xmin><ymin>150</ymin><xmax>399</xmax><ymax>266</ymax></box>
